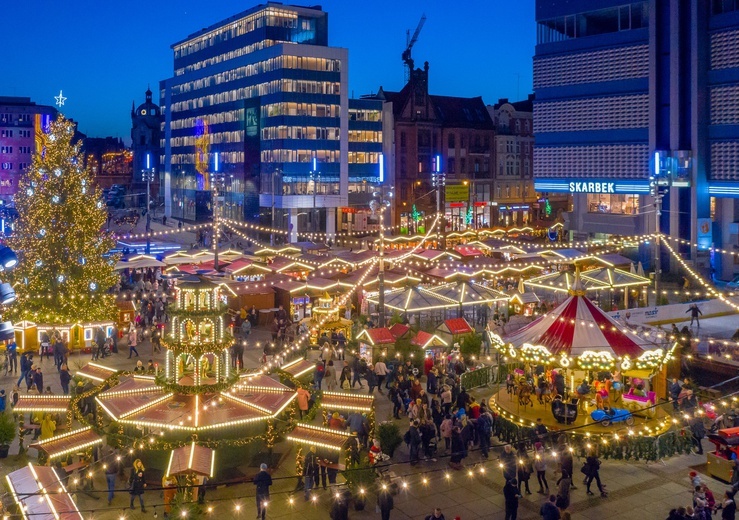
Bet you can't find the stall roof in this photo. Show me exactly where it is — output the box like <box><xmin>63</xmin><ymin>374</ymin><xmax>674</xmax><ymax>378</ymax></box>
<box><xmin>509</xmin><ymin>291</ymin><xmax>541</xmax><ymax>305</ymax></box>
<box><xmin>224</xmin><ymin>258</ymin><xmax>273</xmax><ymax>275</ymax></box>
<box><xmin>76</xmin><ymin>362</ymin><xmax>117</xmax><ymax>382</ymax></box>
<box><xmin>30</xmin><ymin>427</ymin><xmax>102</xmax><ymax>460</ymax></box>
<box><xmin>320</xmin><ymin>391</ymin><xmax>375</xmax><ymax>412</ymax></box>
<box><xmin>427</xmin><ymin>281</ymin><xmax>509</xmax><ymax>306</ymax></box>
<box><xmin>454</xmin><ymin>244</ymin><xmax>485</xmax><ymax>258</ymax></box>
<box><xmin>592</xmin><ymin>253</ymin><xmax>635</xmax><ymax>268</ymax></box>
<box><xmin>281</xmin><ymin>358</ymin><xmax>316</xmax><ymax>378</ymax></box>
<box><xmin>6</xmin><ymin>464</ymin><xmax>83</xmax><ymax>520</ymax></box>
<box><xmin>14</xmin><ymin>395</ymin><xmax>71</xmax><ymax>413</ymax></box>
<box><xmin>163</xmin><ymin>250</ymin><xmax>215</xmax><ymax>265</ymax></box>
<box><xmin>389</xmin><ymin>323</ymin><xmax>411</xmax><ymax>339</ymax></box>
<box><xmin>166</xmin><ymin>443</ymin><xmax>215</xmax><ymax>477</ymax></box>
<box><xmin>438</xmin><ymin>318</ymin><xmax>474</xmax><ymax>336</ymax></box>
<box><xmin>115</xmin><ymin>254</ymin><xmax>166</xmax><ymax>270</ymax></box>
<box><xmin>412</xmin><ymin>249</ymin><xmax>461</xmax><ymax>262</ymax></box>
<box><xmin>366</xmin><ymin>286</ymin><xmax>459</xmax><ymax>312</ymax></box>
<box><xmin>412</xmin><ymin>331</ymin><xmax>449</xmax><ymax>348</ymax></box>
<box><xmin>287</xmin><ymin>423</ymin><xmax>352</xmax><ymax>451</ymax></box>
<box><xmin>294</xmin><ymin>241</ymin><xmax>330</xmax><ymax>252</ymax></box>
<box><xmin>269</xmin><ymin>257</ymin><xmax>316</xmax><ymax>273</ymax></box>
<box><xmin>357</xmin><ymin>327</ymin><xmax>396</xmax><ymax>345</ymax></box>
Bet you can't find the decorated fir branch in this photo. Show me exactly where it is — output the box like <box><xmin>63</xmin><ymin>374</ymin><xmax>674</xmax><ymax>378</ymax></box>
<box><xmin>8</xmin><ymin>115</ymin><xmax>118</xmax><ymax>324</ymax></box>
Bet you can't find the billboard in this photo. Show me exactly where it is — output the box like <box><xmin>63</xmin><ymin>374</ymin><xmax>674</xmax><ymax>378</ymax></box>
<box><xmin>445</xmin><ymin>184</ymin><xmax>469</xmax><ymax>202</ymax></box>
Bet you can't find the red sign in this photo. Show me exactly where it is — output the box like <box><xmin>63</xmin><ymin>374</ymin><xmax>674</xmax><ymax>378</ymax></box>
<box><xmin>341</xmin><ymin>207</ymin><xmax>357</xmax><ymax>214</ymax></box>
<box><xmin>449</xmin><ymin>202</ymin><xmax>465</xmax><ymax>208</ymax></box>
<box><xmin>473</xmin><ymin>202</ymin><xmax>487</xmax><ymax>207</ymax></box>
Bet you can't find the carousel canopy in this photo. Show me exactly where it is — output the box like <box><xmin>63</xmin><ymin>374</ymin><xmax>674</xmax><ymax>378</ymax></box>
<box><xmin>524</xmin><ymin>271</ymin><xmax>611</xmax><ymax>293</ymax></box>
<box><xmin>427</xmin><ymin>281</ymin><xmax>509</xmax><ymax>307</ymax></box>
<box><xmin>578</xmin><ymin>266</ymin><xmax>651</xmax><ymax>288</ymax></box>
<box><xmin>366</xmin><ymin>286</ymin><xmax>458</xmax><ymax>312</ymax></box>
<box><xmin>502</xmin><ymin>277</ymin><xmax>665</xmax><ymax>369</ymax></box>
<box><xmin>6</xmin><ymin>464</ymin><xmax>82</xmax><ymax>520</ymax></box>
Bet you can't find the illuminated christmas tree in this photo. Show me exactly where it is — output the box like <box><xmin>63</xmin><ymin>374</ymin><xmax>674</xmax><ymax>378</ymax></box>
<box><xmin>8</xmin><ymin>115</ymin><xmax>118</xmax><ymax>323</ymax></box>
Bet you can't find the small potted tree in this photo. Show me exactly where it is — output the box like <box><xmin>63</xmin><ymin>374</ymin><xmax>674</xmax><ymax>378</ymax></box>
<box><xmin>343</xmin><ymin>455</ymin><xmax>376</xmax><ymax>511</ymax></box>
<box><xmin>0</xmin><ymin>411</ymin><xmax>17</xmax><ymax>458</ymax></box>
<box><xmin>376</xmin><ymin>421</ymin><xmax>403</xmax><ymax>457</ymax></box>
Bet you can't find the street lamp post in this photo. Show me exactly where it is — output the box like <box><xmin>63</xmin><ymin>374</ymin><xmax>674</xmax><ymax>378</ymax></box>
<box><xmin>271</xmin><ymin>168</ymin><xmax>280</xmax><ymax>246</ymax></box>
<box><xmin>142</xmin><ymin>153</ymin><xmax>155</xmax><ymax>255</ymax></box>
<box><xmin>432</xmin><ymin>155</ymin><xmax>446</xmax><ymax>249</ymax></box>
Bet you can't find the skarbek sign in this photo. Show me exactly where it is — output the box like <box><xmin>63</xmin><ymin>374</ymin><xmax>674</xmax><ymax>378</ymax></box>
<box><xmin>568</xmin><ymin>181</ymin><xmax>615</xmax><ymax>193</ymax></box>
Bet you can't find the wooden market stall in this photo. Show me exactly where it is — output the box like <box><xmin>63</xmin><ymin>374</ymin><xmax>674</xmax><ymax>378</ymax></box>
<box><xmin>356</xmin><ymin>327</ymin><xmax>396</xmax><ymax>363</ymax></box>
<box><xmin>76</xmin><ymin>362</ymin><xmax>117</xmax><ymax>383</ymax></box>
<box><xmin>320</xmin><ymin>392</ymin><xmax>376</xmax><ymax>437</ymax></box>
<box><xmin>166</xmin><ymin>442</ymin><xmax>215</xmax><ymax>478</ymax></box>
<box><xmin>30</xmin><ymin>427</ymin><xmax>102</xmax><ymax>465</ymax></box>
<box><xmin>6</xmin><ymin>463</ymin><xmax>83</xmax><ymax>520</ymax></box>
<box><xmin>436</xmin><ymin>318</ymin><xmax>475</xmax><ymax>346</ymax></box>
<box><xmin>412</xmin><ymin>331</ymin><xmax>450</xmax><ymax>365</ymax></box>
<box><xmin>281</xmin><ymin>357</ymin><xmax>317</xmax><ymax>381</ymax></box>
<box><xmin>287</xmin><ymin>424</ymin><xmax>353</xmax><ymax>472</ymax></box>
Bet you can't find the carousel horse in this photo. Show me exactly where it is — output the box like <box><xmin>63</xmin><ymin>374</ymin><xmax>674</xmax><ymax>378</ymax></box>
<box><xmin>518</xmin><ymin>380</ymin><xmax>533</xmax><ymax>407</ymax></box>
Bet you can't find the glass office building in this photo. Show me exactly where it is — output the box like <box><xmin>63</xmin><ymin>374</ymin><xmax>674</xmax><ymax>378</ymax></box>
<box><xmin>161</xmin><ymin>2</ymin><xmax>348</xmax><ymax>238</ymax></box>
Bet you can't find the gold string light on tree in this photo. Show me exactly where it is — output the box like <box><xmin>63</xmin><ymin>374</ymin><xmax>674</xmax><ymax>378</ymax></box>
<box><xmin>8</xmin><ymin>115</ymin><xmax>118</xmax><ymax>324</ymax></box>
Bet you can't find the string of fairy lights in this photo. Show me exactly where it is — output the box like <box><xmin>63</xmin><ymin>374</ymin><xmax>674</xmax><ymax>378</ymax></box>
<box><xmin>7</xmin><ymin>385</ymin><xmax>739</xmax><ymax>520</ymax></box>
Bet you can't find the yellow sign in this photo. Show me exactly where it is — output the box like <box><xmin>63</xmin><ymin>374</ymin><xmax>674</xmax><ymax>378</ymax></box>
<box><xmin>445</xmin><ymin>184</ymin><xmax>469</xmax><ymax>202</ymax></box>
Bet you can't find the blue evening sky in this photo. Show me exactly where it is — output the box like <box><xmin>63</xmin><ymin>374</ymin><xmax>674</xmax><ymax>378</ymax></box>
<box><xmin>3</xmin><ymin>1</ymin><xmax>534</xmax><ymax>142</ymax></box>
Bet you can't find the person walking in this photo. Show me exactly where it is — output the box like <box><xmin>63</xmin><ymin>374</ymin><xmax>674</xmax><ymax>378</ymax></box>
<box><xmin>296</xmin><ymin>387</ymin><xmax>310</xmax><ymax>419</ymax></box>
<box><xmin>162</xmin><ymin>475</ymin><xmax>177</xmax><ymax>518</ymax></box>
<box><xmin>59</xmin><ymin>364</ymin><xmax>71</xmax><ymax>395</ymax></box>
<box><xmin>253</xmin><ymin>463</ymin><xmax>272</xmax><ymax>520</ymax></box>
<box><xmin>17</xmin><ymin>352</ymin><xmax>30</xmax><ymax>388</ymax></box>
<box><xmin>128</xmin><ymin>459</ymin><xmax>147</xmax><ymax>512</ymax></box>
<box><xmin>324</xmin><ymin>360</ymin><xmax>337</xmax><ymax>391</ymax></box>
<box><xmin>717</xmin><ymin>489</ymin><xmax>737</xmax><ymax>520</ymax></box>
<box><xmin>691</xmin><ymin>416</ymin><xmax>706</xmax><ymax>455</ymax></box>
<box><xmin>32</xmin><ymin>366</ymin><xmax>43</xmax><ymax>394</ymax></box>
<box><xmin>105</xmin><ymin>455</ymin><xmax>119</xmax><ymax>506</ymax></box>
<box><xmin>378</xmin><ymin>484</ymin><xmax>394</xmax><ymax>520</ymax></box>
<box><xmin>687</xmin><ymin>304</ymin><xmax>703</xmax><ymax>328</ymax></box>
<box><xmin>583</xmin><ymin>453</ymin><xmax>607</xmax><ymax>497</ymax></box>
<box><xmin>374</xmin><ymin>358</ymin><xmax>388</xmax><ymax>394</ymax></box>
<box><xmin>127</xmin><ymin>328</ymin><xmax>139</xmax><ymax>358</ymax></box>
<box><xmin>366</xmin><ymin>364</ymin><xmax>378</xmax><ymax>394</ymax></box>
<box><xmin>408</xmin><ymin>420</ymin><xmax>422</xmax><ymax>466</ymax></box>
<box><xmin>517</xmin><ymin>447</ymin><xmax>533</xmax><ymax>495</ymax></box>
<box><xmin>500</xmin><ymin>445</ymin><xmax>517</xmax><ymax>482</ymax></box>
<box><xmin>555</xmin><ymin>470</ymin><xmax>571</xmax><ymax>511</ymax></box>
<box><xmin>504</xmin><ymin>478</ymin><xmax>522</xmax><ymax>520</ymax></box>
<box><xmin>351</xmin><ymin>356</ymin><xmax>363</xmax><ymax>389</ymax></box>
<box><xmin>6</xmin><ymin>340</ymin><xmax>17</xmax><ymax>374</ymax></box>
<box><xmin>303</xmin><ymin>446</ymin><xmax>319</xmax><ymax>501</ymax></box>
<box><xmin>476</xmin><ymin>408</ymin><xmax>493</xmax><ymax>459</ymax></box>
<box><xmin>39</xmin><ymin>413</ymin><xmax>56</xmax><ymax>440</ymax></box>
<box><xmin>534</xmin><ymin>445</ymin><xmax>549</xmax><ymax>495</ymax></box>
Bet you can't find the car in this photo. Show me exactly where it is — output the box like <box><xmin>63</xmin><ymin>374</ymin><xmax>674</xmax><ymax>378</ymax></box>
<box><xmin>590</xmin><ymin>407</ymin><xmax>634</xmax><ymax>427</ymax></box>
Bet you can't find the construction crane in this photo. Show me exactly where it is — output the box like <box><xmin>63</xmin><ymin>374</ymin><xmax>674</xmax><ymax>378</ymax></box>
<box><xmin>402</xmin><ymin>13</ymin><xmax>427</xmax><ymax>83</ymax></box>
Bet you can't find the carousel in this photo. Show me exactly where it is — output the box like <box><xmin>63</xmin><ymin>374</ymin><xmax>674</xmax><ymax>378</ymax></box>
<box><xmin>489</xmin><ymin>273</ymin><xmax>674</xmax><ymax>435</ymax></box>
<box><xmin>300</xmin><ymin>292</ymin><xmax>352</xmax><ymax>347</ymax></box>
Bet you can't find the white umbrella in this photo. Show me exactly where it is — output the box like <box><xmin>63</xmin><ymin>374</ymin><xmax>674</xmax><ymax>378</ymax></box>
<box><xmin>630</xmin><ymin>262</ymin><xmax>636</xmax><ymax>274</ymax></box>
<box><xmin>637</xmin><ymin>261</ymin><xmax>645</xmax><ymax>278</ymax></box>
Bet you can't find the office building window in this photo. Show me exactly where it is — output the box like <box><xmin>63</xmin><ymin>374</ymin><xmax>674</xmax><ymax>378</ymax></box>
<box><xmin>0</xmin><ymin>130</ymin><xmax>12</xmax><ymax>138</ymax></box>
<box><xmin>448</xmin><ymin>157</ymin><xmax>456</xmax><ymax>174</ymax></box>
<box><xmin>587</xmin><ymin>193</ymin><xmax>639</xmax><ymax>214</ymax></box>
<box><xmin>448</xmin><ymin>133</ymin><xmax>455</xmax><ymax>149</ymax></box>
<box><xmin>712</xmin><ymin>0</ymin><xmax>739</xmax><ymax>14</ymax></box>
<box><xmin>400</xmin><ymin>132</ymin><xmax>406</xmax><ymax>149</ymax></box>
<box><xmin>538</xmin><ymin>2</ymin><xmax>649</xmax><ymax>44</ymax></box>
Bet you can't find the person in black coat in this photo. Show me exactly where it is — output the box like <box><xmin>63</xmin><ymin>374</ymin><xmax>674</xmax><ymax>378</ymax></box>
<box><xmin>378</xmin><ymin>487</ymin><xmax>394</xmax><ymax>520</ymax></box>
<box><xmin>583</xmin><ymin>454</ymin><xmax>606</xmax><ymax>497</ymax></box>
<box><xmin>253</xmin><ymin>463</ymin><xmax>272</xmax><ymax>520</ymax></box>
<box><xmin>330</xmin><ymin>492</ymin><xmax>349</xmax><ymax>520</ymax></box>
<box><xmin>690</xmin><ymin>416</ymin><xmax>706</xmax><ymax>455</ymax></box>
<box><xmin>504</xmin><ymin>478</ymin><xmax>521</xmax><ymax>520</ymax></box>
<box><xmin>449</xmin><ymin>426</ymin><xmax>467</xmax><ymax>469</ymax></box>
<box><xmin>128</xmin><ymin>459</ymin><xmax>147</xmax><ymax>512</ymax></box>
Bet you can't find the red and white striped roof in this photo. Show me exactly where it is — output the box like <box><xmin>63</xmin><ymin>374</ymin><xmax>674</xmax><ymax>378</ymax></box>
<box><xmin>504</xmin><ymin>294</ymin><xmax>654</xmax><ymax>359</ymax></box>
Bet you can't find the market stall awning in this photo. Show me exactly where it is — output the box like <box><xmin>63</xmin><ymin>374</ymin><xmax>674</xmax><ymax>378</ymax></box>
<box><xmin>115</xmin><ymin>254</ymin><xmax>166</xmax><ymax>270</ymax></box>
<box><xmin>320</xmin><ymin>391</ymin><xmax>375</xmax><ymax>412</ymax></box>
<box><xmin>224</xmin><ymin>259</ymin><xmax>272</xmax><ymax>276</ymax></box>
<box><xmin>14</xmin><ymin>395</ymin><xmax>70</xmax><ymax>413</ymax></box>
<box><xmin>76</xmin><ymin>362</ymin><xmax>117</xmax><ymax>382</ymax></box>
<box><xmin>281</xmin><ymin>358</ymin><xmax>316</xmax><ymax>378</ymax></box>
<box><xmin>163</xmin><ymin>250</ymin><xmax>215</xmax><ymax>265</ymax></box>
<box><xmin>269</xmin><ymin>257</ymin><xmax>316</xmax><ymax>273</ymax></box>
<box><xmin>580</xmin><ymin>266</ymin><xmax>652</xmax><ymax>288</ymax></box>
<box><xmin>411</xmin><ymin>331</ymin><xmax>449</xmax><ymax>348</ymax></box>
<box><xmin>438</xmin><ymin>318</ymin><xmax>474</xmax><ymax>336</ymax></box>
<box><xmin>287</xmin><ymin>424</ymin><xmax>352</xmax><ymax>451</ymax></box>
<box><xmin>6</xmin><ymin>464</ymin><xmax>83</xmax><ymax>520</ymax></box>
<box><xmin>509</xmin><ymin>291</ymin><xmax>541</xmax><ymax>305</ymax></box>
<box><xmin>166</xmin><ymin>442</ymin><xmax>215</xmax><ymax>477</ymax></box>
<box><xmin>357</xmin><ymin>327</ymin><xmax>396</xmax><ymax>345</ymax></box>
<box><xmin>411</xmin><ymin>249</ymin><xmax>461</xmax><ymax>262</ymax></box>
<box><xmin>30</xmin><ymin>427</ymin><xmax>102</xmax><ymax>461</ymax></box>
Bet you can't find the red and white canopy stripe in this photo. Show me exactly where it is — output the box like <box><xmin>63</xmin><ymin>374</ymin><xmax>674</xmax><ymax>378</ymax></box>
<box><xmin>504</xmin><ymin>294</ymin><xmax>654</xmax><ymax>359</ymax></box>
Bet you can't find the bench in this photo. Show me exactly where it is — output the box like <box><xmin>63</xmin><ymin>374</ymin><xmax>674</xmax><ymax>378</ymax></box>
<box><xmin>63</xmin><ymin>460</ymin><xmax>88</xmax><ymax>474</ymax></box>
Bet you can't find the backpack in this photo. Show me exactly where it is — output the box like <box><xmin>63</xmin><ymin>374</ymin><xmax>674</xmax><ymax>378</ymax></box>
<box><xmin>403</xmin><ymin>429</ymin><xmax>411</xmax><ymax>445</ymax></box>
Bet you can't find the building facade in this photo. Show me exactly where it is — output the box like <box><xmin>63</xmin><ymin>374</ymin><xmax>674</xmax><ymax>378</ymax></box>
<box><xmin>131</xmin><ymin>88</ymin><xmax>162</xmax><ymax>198</ymax></box>
<box><xmin>534</xmin><ymin>0</ymin><xmax>739</xmax><ymax>278</ymax></box>
<box><xmin>488</xmin><ymin>96</ymin><xmax>538</xmax><ymax>227</ymax></box>
<box><xmin>0</xmin><ymin>97</ymin><xmax>57</xmax><ymax>203</ymax></box>
<box><xmin>81</xmin><ymin>137</ymin><xmax>132</xmax><ymax>189</ymax></box>
<box><xmin>160</xmin><ymin>2</ymin><xmax>348</xmax><ymax>240</ymax></box>
<box><xmin>377</xmin><ymin>62</ymin><xmax>496</xmax><ymax>233</ymax></box>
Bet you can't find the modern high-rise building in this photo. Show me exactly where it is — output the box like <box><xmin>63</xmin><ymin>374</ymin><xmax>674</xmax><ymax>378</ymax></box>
<box><xmin>533</xmin><ymin>1</ymin><xmax>739</xmax><ymax>279</ymax></box>
<box><xmin>160</xmin><ymin>2</ymin><xmax>348</xmax><ymax>240</ymax></box>
<box><xmin>0</xmin><ymin>97</ymin><xmax>57</xmax><ymax>204</ymax></box>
